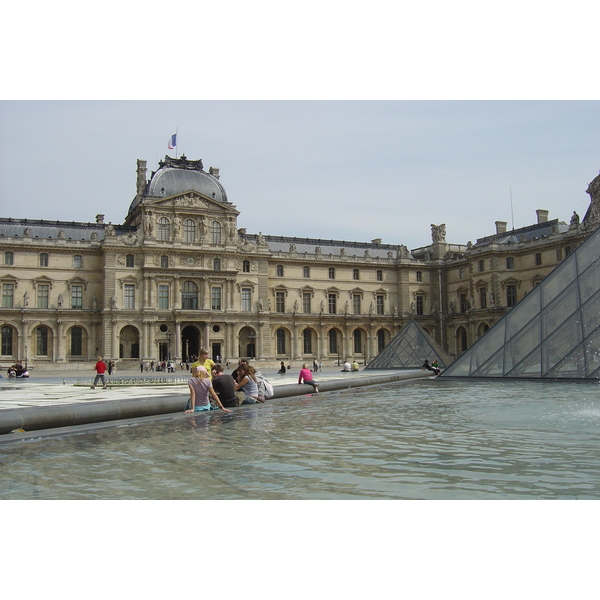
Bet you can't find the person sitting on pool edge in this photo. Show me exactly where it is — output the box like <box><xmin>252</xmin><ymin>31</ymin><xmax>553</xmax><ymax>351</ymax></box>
<box><xmin>211</xmin><ymin>364</ymin><xmax>239</xmax><ymax>407</ymax></box>
<box><xmin>186</xmin><ymin>366</ymin><xmax>232</xmax><ymax>413</ymax></box>
<box><xmin>298</xmin><ymin>363</ymin><xmax>319</xmax><ymax>392</ymax></box>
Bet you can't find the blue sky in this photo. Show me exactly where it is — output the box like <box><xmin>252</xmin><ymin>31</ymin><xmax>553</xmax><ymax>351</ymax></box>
<box><xmin>1</xmin><ymin>100</ymin><xmax>598</xmax><ymax>249</ymax></box>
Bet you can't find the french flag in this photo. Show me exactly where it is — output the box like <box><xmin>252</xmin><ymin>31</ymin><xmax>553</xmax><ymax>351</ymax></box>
<box><xmin>168</xmin><ymin>134</ymin><xmax>177</xmax><ymax>149</ymax></box>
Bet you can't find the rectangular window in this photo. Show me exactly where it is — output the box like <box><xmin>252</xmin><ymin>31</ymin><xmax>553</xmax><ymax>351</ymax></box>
<box><xmin>302</xmin><ymin>292</ymin><xmax>311</xmax><ymax>313</ymax></box>
<box><xmin>507</xmin><ymin>284</ymin><xmax>517</xmax><ymax>307</ymax></box>
<box><xmin>2</xmin><ymin>284</ymin><xmax>14</xmax><ymax>308</ymax></box>
<box><xmin>71</xmin><ymin>285</ymin><xmax>83</xmax><ymax>309</ymax></box>
<box><xmin>37</xmin><ymin>327</ymin><xmax>48</xmax><ymax>355</ymax></box>
<box><xmin>1</xmin><ymin>326</ymin><xmax>13</xmax><ymax>355</ymax></box>
<box><xmin>73</xmin><ymin>255</ymin><xmax>83</xmax><ymax>269</ymax></box>
<box><xmin>211</xmin><ymin>287</ymin><xmax>222</xmax><ymax>310</ymax></box>
<box><xmin>460</xmin><ymin>293</ymin><xmax>469</xmax><ymax>313</ymax></box>
<box><xmin>506</xmin><ymin>257</ymin><xmax>514</xmax><ymax>269</ymax></box>
<box><xmin>479</xmin><ymin>288</ymin><xmax>487</xmax><ymax>309</ymax></box>
<box><xmin>276</xmin><ymin>291</ymin><xmax>285</xmax><ymax>313</ymax></box>
<box><xmin>479</xmin><ymin>260</ymin><xmax>484</xmax><ymax>272</ymax></box>
<box><xmin>241</xmin><ymin>288</ymin><xmax>252</xmax><ymax>311</ymax></box>
<box><xmin>376</xmin><ymin>270</ymin><xmax>383</xmax><ymax>282</ymax></box>
<box><xmin>415</xmin><ymin>295</ymin><xmax>423</xmax><ymax>315</ymax></box>
<box><xmin>328</xmin><ymin>293</ymin><xmax>337</xmax><ymax>314</ymax></box>
<box><xmin>376</xmin><ymin>294</ymin><xmax>384</xmax><ymax>315</ymax></box>
<box><xmin>39</xmin><ymin>253</ymin><xmax>48</xmax><ymax>267</ymax></box>
<box><xmin>303</xmin><ymin>266</ymin><xmax>310</xmax><ymax>278</ymax></box>
<box><xmin>124</xmin><ymin>284</ymin><xmax>135</xmax><ymax>309</ymax></box>
<box><xmin>5</xmin><ymin>251</ymin><xmax>14</xmax><ymax>266</ymax></box>
<box><xmin>328</xmin><ymin>268</ymin><xmax>335</xmax><ymax>279</ymax></box>
<box><xmin>37</xmin><ymin>284</ymin><xmax>49</xmax><ymax>309</ymax></box>
<box><xmin>535</xmin><ymin>253</ymin><xmax>542</xmax><ymax>266</ymax></box>
<box><xmin>556</xmin><ymin>248</ymin><xmax>562</xmax><ymax>261</ymax></box>
<box><xmin>353</xmin><ymin>269</ymin><xmax>360</xmax><ymax>280</ymax></box>
<box><xmin>158</xmin><ymin>285</ymin><xmax>169</xmax><ymax>309</ymax></box>
<box><xmin>71</xmin><ymin>328</ymin><xmax>83</xmax><ymax>356</ymax></box>
<box><xmin>353</xmin><ymin>294</ymin><xmax>361</xmax><ymax>315</ymax></box>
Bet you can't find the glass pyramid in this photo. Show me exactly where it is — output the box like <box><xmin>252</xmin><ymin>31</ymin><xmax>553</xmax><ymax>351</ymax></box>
<box><xmin>366</xmin><ymin>319</ymin><xmax>453</xmax><ymax>370</ymax></box>
<box><xmin>442</xmin><ymin>227</ymin><xmax>600</xmax><ymax>380</ymax></box>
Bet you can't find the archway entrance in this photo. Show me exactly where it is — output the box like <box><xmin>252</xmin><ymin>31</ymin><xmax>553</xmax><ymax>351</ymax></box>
<box><xmin>238</xmin><ymin>326</ymin><xmax>257</xmax><ymax>359</ymax></box>
<box><xmin>181</xmin><ymin>325</ymin><xmax>201</xmax><ymax>361</ymax></box>
<box><xmin>119</xmin><ymin>325</ymin><xmax>140</xmax><ymax>359</ymax></box>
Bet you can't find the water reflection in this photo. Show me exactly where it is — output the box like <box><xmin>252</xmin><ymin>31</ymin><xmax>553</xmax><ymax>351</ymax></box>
<box><xmin>1</xmin><ymin>379</ymin><xmax>599</xmax><ymax>499</ymax></box>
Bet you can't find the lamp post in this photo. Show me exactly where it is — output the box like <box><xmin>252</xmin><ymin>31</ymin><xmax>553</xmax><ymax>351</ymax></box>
<box><xmin>167</xmin><ymin>332</ymin><xmax>173</xmax><ymax>361</ymax></box>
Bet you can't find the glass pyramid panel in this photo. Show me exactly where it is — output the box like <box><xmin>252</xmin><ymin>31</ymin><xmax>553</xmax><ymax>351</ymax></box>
<box><xmin>578</xmin><ymin>259</ymin><xmax>600</xmax><ymax>305</ymax></box>
<box><xmin>471</xmin><ymin>347</ymin><xmax>504</xmax><ymax>377</ymax></box>
<box><xmin>583</xmin><ymin>328</ymin><xmax>600</xmax><ymax>377</ymax></box>
<box><xmin>505</xmin><ymin>285</ymin><xmax>541</xmax><ymax>339</ymax></box>
<box><xmin>542</xmin><ymin>255</ymin><xmax>577</xmax><ymax>308</ymax></box>
<box><xmin>546</xmin><ymin>345</ymin><xmax>586</xmax><ymax>379</ymax></box>
<box><xmin>442</xmin><ymin>225</ymin><xmax>600</xmax><ymax>380</ymax></box>
<box><xmin>581</xmin><ymin>290</ymin><xmax>600</xmax><ymax>338</ymax></box>
<box><xmin>504</xmin><ymin>316</ymin><xmax>541</xmax><ymax>373</ymax></box>
<box><xmin>506</xmin><ymin>346</ymin><xmax>543</xmax><ymax>377</ymax></box>
<box><xmin>542</xmin><ymin>314</ymin><xmax>583</xmax><ymax>375</ymax></box>
<box><xmin>366</xmin><ymin>320</ymin><xmax>453</xmax><ymax>370</ymax></box>
<box><xmin>576</xmin><ymin>228</ymin><xmax>600</xmax><ymax>273</ymax></box>
<box><xmin>541</xmin><ymin>281</ymin><xmax>579</xmax><ymax>338</ymax></box>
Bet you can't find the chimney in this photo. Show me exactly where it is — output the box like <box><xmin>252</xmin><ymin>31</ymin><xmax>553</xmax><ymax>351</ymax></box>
<box><xmin>96</xmin><ymin>214</ymin><xmax>105</xmax><ymax>224</ymax></box>
<box><xmin>536</xmin><ymin>209</ymin><xmax>549</xmax><ymax>223</ymax></box>
<box><xmin>209</xmin><ymin>167</ymin><xmax>220</xmax><ymax>180</ymax></box>
<box><xmin>495</xmin><ymin>221</ymin><xmax>507</xmax><ymax>234</ymax></box>
<box><xmin>136</xmin><ymin>159</ymin><xmax>147</xmax><ymax>196</ymax></box>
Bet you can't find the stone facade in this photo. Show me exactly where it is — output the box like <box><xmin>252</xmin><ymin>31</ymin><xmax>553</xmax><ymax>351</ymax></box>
<box><xmin>1</xmin><ymin>157</ymin><xmax>597</xmax><ymax>369</ymax></box>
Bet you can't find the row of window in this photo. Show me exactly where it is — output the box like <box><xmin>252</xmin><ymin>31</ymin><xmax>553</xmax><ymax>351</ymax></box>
<box><xmin>456</xmin><ymin>284</ymin><xmax>518</xmax><ymax>312</ymax></box>
<box><xmin>2</xmin><ymin>284</ymin><xmax>84</xmax><ymax>309</ymax></box>
<box><xmin>276</xmin><ymin>265</ymin><xmax>388</xmax><ymax>281</ymax></box>
<box><xmin>4</xmin><ymin>251</ymin><xmax>84</xmax><ymax>269</ymax></box>
<box><xmin>1</xmin><ymin>324</ymin><xmax>83</xmax><ymax>356</ymax></box>
<box><xmin>155</xmin><ymin>218</ymin><xmax>223</xmax><ymax>243</ymax></box>
<box><xmin>274</xmin><ymin>328</ymin><xmax>387</xmax><ymax>355</ymax></box>
<box><xmin>275</xmin><ymin>291</ymin><xmax>386</xmax><ymax>315</ymax></box>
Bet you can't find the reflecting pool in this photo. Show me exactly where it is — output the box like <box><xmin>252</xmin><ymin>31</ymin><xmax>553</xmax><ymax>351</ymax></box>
<box><xmin>1</xmin><ymin>378</ymin><xmax>599</xmax><ymax>499</ymax></box>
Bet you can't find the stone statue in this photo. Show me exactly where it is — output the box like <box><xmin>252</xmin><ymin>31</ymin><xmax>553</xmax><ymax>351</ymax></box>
<box><xmin>256</xmin><ymin>232</ymin><xmax>265</xmax><ymax>246</ymax></box>
<box><xmin>340</xmin><ymin>247</ymin><xmax>346</xmax><ymax>256</ymax></box>
<box><xmin>57</xmin><ymin>293</ymin><xmax>63</xmax><ymax>308</ymax></box>
<box><xmin>24</xmin><ymin>228</ymin><xmax>30</xmax><ymax>236</ymax></box>
<box><xmin>105</xmin><ymin>223</ymin><xmax>115</xmax><ymax>236</ymax></box>
<box><xmin>227</xmin><ymin>218</ymin><xmax>237</xmax><ymax>242</ymax></box>
<box><xmin>431</xmin><ymin>223</ymin><xmax>446</xmax><ymax>242</ymax></box>
<box><xmin>199</xmin><ymin>217</ymin><xmax>207</xmax><ymax>241</ymax></box>
<box><xmin>58</xmin><ymin>230</ymin><xmax>66</xmax><ymax>239</ymax></box>
<box><xmin>23</xmin><ymin>291</ymin><xmax>29</xmax><ymax>307</ymax></box>
<box><xmin>111</xmin><ymin>293</ymin><xmax>117</xmax><ymax>309</ymax></box>
<box><xmin>320</xmin><ymin>301</ymin><xmax>325</xmax><ymax>313</ymax></box>
<box><xmin>393</xmin><ymin>305</ymin><xmax>398</xmax><ymax>317</ymax></box>
<box><xmin>91</xmin><ymin>231</ymin><xmax>98</xmax><ymax>241</ymax></box>
<box><xmin>293</xmin><ymin>299</ymin><xmax>299</xmax><ymax>313</ymax></box>
<box><xmin>92</xmin><ymin>295</ymin><xmax>98</xmax><ymax>311</ymax></box>
<box><xmin>173</xmin><ymin>217</ymin><xmax>182</xmax><ymax>239</ymax></box>
<box><xmin>369</xmin><ymin>302</ymin><xmax>374</xmax><ymax>316</ymax></box>
<box><xmin>570</xmin><ymin>211</ymin><xmax>580</xmax><ymax>227</ymax></box>
<box><xmin>143</xmin><ymin>213</ymin><xmax>154</xmax><ymax>237</ymax></box>
<box><xmin>344</xmin><ymin>301</ymin><xmax>349</xmax><ymax>315</ymax></box>
<box><xmin>289</xmin><ymin>243</ymin><xmax>296</xmax><ymax>253</ymax></box>
<box><xmin>257</xmin><ymin>298</ymin><xmax>263</xmax><ymax>312</ymax></box>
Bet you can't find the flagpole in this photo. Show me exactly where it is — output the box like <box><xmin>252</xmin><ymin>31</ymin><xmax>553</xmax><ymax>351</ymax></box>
<box><xmin>175</xmin><ymin>126</ymin><xmax>179</xmax><ymax>159</ymax></box>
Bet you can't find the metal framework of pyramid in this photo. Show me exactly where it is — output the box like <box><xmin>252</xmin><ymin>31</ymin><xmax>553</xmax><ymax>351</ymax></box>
<box><xmin>442</xmin><ymin>227</ymin><xmax>600</xmax><ymax>380</ymax></box>
<box><xmin>366</xmin><ymin>319</ymin><xmax>453</xmax><ymax>370</ymax></box>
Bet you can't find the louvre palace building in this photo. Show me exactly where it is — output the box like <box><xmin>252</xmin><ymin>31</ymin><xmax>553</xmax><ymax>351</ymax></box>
<box><xmin>1</xmin><ymin>155</ymin><xmax>599</xmax><ymax>370</ymax></box>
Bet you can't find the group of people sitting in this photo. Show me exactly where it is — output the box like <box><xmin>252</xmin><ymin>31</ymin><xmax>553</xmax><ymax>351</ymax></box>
<box><xmin>5</xmin><ymin>362</ymin><xmax>30</xmax><ymax>378</ymax></box>
<box><xmin>185</xmin><ymin>351</ymin><xmax>272</xmax><ymax>413</ymax></box>
<box><xmin>185</xmin><ymin>351</ymin><xmax>323</xmax><ymax>413</ymax></box>
<box><xmin>422</xmin><ymin>359</ymin><xmax>441</xmax><ymax>375</ymax></box>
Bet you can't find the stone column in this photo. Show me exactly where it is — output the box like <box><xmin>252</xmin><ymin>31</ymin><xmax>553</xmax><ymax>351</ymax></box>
<box><xmin>175</xmin><ymin>321</ymin><xmax>181</xmax><ymax>361</ymax></box>
<box><xmin>111</xmin><ymin>318</ymin><xmax>119</xmax><ymax>361</ymax></box>
<box><xmin>56</xmin><ymin>319</ymin><xmax>65</xmax><ymax>362</ymax></box>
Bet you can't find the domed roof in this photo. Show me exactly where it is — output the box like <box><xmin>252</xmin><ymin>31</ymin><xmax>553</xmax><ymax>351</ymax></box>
<box><xmin>128</xmin><ymin>155</ymin><xmax>229</xmax><ymax>215</ymax></box>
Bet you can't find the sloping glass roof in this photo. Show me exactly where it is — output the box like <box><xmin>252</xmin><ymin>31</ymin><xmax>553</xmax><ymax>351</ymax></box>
<box><xmin>441</xmin><ymin>226</ymin><xmax>600</xmax><ymax>380</ymax></box>
<box><xmin>365</xmin><ymin>319</ymin><xmax>453</xmax><ymax>369</ymax></box>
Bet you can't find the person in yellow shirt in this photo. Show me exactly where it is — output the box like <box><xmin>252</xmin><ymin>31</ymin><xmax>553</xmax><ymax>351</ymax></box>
<box><xmin>190</xmin><ymin>349</ymin><xmax>215</xmax><ymax>379</ymax></box>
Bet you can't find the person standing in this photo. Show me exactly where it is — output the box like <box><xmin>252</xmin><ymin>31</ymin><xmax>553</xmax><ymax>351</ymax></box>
<box><xmin>211</xmin><ymin>364</ymin><xmax>239</xmax><ymax>407</ymax></box>
<box><xmin>191</xmin><ymin>349</ymin><xmax>215</xmax><ymax>379</ymax></box>
<box><xmin>298</xmin><ymin>363</ymin><xmax>319</xmax><ymax>392</ymax></box>
<box><xmin>91</xmin><ymin>356</ymin><xmax>108</xmax><ymax>389</ymax></box>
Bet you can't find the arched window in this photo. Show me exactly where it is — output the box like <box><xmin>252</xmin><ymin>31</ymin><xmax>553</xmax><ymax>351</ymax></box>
<box><xmin>39</xmin><ymin>253</ymin><xmax>49</xmax><ymax>267</ymax></box>
<box><xmin>4</xmin><ymin>251</ymin><xmax>13</xmax><ymax>266</ymax></box>
<box><xmin>158</xmin><ymin>217</ymin><xmax>170</xmax><ymax>241</ymax></box>
<box><xmin>184</xmin><ymin>219</ymin><xmax>196</xmax><ymax>243</ymax></box>
<box><xmin>1</xmin><ymin>325</ymin><xmax>13</xmax><ymax>355</ymax></box>
<box><xmin>181</xmin><ymin>281</ymin><xmax>198</xmax><ymax>310</ymax></box>
<box><xmin>70</xmin><ymin>326</ymin><xmax>83</xmax><ymax>356</ymax></box>
<box><xmin>36</xmin><ymin>326</ymin><xmax>49</xmax><ymax>356</ymax></box>
<box><xmin>303</xmin><ymin>329</ymin><xmax>312</xmax><ymax>354</ymax></box>
<box><xmin>210</xmin><ymin>221</ymin><xmax>222</xmax><ymax>244</ymax></box>
<box><xmin>353</xmin><ymin>329</ymin><xmax>363</xmax><ymax>353</ymax></box>
<box><xmin>73</xmin><ymin>255</ymin><xmax>83</xmax><ymax>269</ymax></box>
<box><xmin>457</xmin><ymin>326</ymin><xmax>468</xmax><ymax>352</ymax></box>
<box><xmin>243</xmin><ymin>260</ymin><xmax>250</xmax><ymax>273</ymax></box>
<box><xmin>377</xmin><ymin>329</ymin><xmax>386</xmax><ymax>353</ymax></box>
<box><xmin>329</xmin><ymin>329</ymin><xmax>338</xmax><ymax>354</ymax></box>
<box><xmin>276</xmin><ymin>328</ymin><xmax>286</xmax><ymax>354</ymax></box>
<box><xmin>213</xmin><ymin>258</ymin><xmax>221</xmax><ymax>270</ymax></box>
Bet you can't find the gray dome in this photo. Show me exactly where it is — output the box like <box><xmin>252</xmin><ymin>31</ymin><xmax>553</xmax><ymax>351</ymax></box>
<box><xmin>128</xmin><ymin>155</ymin><xmax>228</xmax><ymax>215</ymax></box>
<box><xmin>147</xmin><ymin>167</ymin><xmax>228</xmax><ymax>202</ymax></box>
